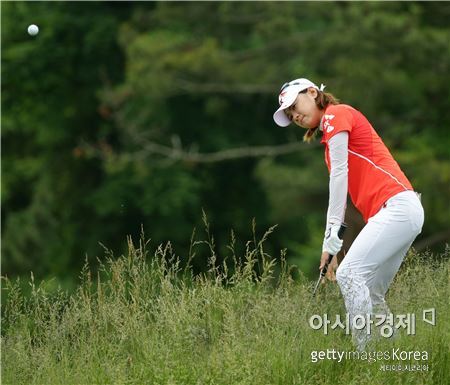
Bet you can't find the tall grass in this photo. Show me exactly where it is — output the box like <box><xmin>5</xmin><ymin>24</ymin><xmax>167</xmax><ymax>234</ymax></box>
<box><xmin>2</xmin><ymin>220</ymin><xmax>449</xmax><ymax>385</ymax></box>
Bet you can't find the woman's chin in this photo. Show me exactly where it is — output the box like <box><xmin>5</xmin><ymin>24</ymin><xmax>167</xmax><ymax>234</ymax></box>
<box><xmin>293</xmin><ymin>121</ymin><xmax>307</xmax><ymax>129</ymax></box>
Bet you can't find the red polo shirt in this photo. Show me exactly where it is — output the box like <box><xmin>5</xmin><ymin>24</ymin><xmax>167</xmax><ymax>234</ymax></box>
<box><xmin>320</xmin><ymin>104</ymin><xmax>413</xmax><ymax>222</ymax></box>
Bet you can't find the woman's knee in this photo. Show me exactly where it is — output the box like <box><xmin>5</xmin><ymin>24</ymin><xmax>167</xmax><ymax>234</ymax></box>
<box><xmin>336</xmin><ymin>264</ymin><xmax>367</xmax><ymax>292</ymax></box>
<box><xmin>336</xmin><ymin>264</ymin><xmax>351</xmax><ymax>285</ymax></box>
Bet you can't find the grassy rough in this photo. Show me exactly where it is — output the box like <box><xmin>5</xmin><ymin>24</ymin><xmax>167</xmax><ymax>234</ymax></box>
<box><xmin>2</xmin><ymin>227</ymin><xmax>449</xmax><ymax>385</ymax></box>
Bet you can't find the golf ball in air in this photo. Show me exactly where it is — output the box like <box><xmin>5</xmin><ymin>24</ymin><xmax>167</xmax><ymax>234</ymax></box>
<box><xmin>28</xmin><ymin>24</ymin><xmax>39</xmax><ymax>36</ymax></box>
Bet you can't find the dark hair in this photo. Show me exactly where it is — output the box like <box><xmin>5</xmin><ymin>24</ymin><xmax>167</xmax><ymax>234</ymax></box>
<box><xmin>303</xmin><ymin>91</ymin><xmax>340</xmax><ymax>142</ymax></box>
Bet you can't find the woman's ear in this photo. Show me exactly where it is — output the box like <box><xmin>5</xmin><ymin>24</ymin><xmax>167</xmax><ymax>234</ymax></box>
<box><xmin>308</xmin><ymin>87</ymin><xmax>319</xmax><ymax>98</ymax></box>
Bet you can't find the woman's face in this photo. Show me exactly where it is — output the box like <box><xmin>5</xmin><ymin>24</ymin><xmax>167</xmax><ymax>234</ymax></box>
<box><xmin>284</xmin><ymin>88</ymin><xmax>323</xmax><ymax>129</ymax></box>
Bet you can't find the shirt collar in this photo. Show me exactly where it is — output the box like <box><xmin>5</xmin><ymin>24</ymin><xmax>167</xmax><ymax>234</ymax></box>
<box><xmin>319</xmin><ymin>105</ymin><xmax>332</xmax><ymax>131</ymax></box>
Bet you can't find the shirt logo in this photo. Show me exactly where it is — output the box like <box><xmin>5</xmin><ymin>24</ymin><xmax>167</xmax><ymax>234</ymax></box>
<box><xmin>323</xmin><ymin>114</ymin><xmax>335</xmax><ymax>133</ymax></box>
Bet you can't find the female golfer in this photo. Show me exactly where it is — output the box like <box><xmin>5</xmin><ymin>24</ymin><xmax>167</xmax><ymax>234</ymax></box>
<box><xmin>273</xmin><ymin>78</ymin><xmax>424</xmax><ymax>349</ymax></box>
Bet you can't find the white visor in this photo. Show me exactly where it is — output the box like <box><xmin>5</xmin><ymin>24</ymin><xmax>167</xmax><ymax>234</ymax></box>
<box><xmin>273</xmin><ymin>78</ymin><xmax>324</xmax><ymax>127</ymax></box>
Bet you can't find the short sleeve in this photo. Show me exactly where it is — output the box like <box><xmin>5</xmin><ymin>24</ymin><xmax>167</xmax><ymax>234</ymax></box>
<box><xmin>321</xmin><ymin>105</ymin><xmax>354</xmax><ymax>144</ymax></box>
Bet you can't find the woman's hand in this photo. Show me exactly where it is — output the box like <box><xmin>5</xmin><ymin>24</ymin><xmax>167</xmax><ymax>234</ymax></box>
<box><xmin>319</xmin><ymin>251</ymin><xmax>338</xmax><ymax>282</ymax></box>
<box><xmin>323</xmin><ymin>224</ymin><xmax>344</xmax><ymax>255</ymax></box>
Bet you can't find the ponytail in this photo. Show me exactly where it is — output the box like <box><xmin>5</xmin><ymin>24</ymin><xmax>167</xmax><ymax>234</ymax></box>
<box><xmin>303</xmin><ymin>127</ymin><xmax>319</xmax><ymax>143</ymax></box>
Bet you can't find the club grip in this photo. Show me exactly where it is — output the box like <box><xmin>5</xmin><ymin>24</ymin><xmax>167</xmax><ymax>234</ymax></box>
<box><xmin>321</xmin><ymin>223</ymin><xmax>347</xmax><ymax>277</ymax></box>
<box><xmin>337</xmin><ymin>223</ymin><xmax>347</xmax><ymax>239</ymax></box>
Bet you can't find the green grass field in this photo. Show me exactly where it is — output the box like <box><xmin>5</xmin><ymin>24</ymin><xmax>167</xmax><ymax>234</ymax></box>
<box><xmin>2</xmin><ymin>226</ymin><xmax>449</xmax><ymax>385</ymax></box>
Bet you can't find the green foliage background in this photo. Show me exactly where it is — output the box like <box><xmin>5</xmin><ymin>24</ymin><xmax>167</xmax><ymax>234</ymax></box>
<box><xmin>2</xmin><ymin>2</ymin><xmax>450</xmax><ymax>287</ymax></box>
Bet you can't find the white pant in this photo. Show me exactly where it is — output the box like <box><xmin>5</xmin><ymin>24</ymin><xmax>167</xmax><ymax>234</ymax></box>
<box><xmin>336</xmin><ymin>191</ymin><xmax>424</xmax><ymax>347</ymax></box>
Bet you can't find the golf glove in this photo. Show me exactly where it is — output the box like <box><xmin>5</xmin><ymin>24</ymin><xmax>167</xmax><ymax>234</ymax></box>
<box><xmin>322</xmin><ymin>224</ymin><xmax>343</xmax><ymax>255</ymax></box>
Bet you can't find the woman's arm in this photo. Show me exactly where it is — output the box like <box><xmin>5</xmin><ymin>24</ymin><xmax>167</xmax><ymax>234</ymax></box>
<box><xmin>328</xmin><ymin>131</ymin><xmax>348</xmax><ymax>224</ymax></box>
<box><xmin>322</xmin><ymin>131</ymin><xmax>349</xmax><ymax>253</ymax></box>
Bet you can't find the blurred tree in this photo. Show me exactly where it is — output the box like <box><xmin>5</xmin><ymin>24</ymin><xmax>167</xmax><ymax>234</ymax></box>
<box><xmin>2</xmin><ymin>2</ymin><xmax>132</xmax><ymax>279</ymax></box>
